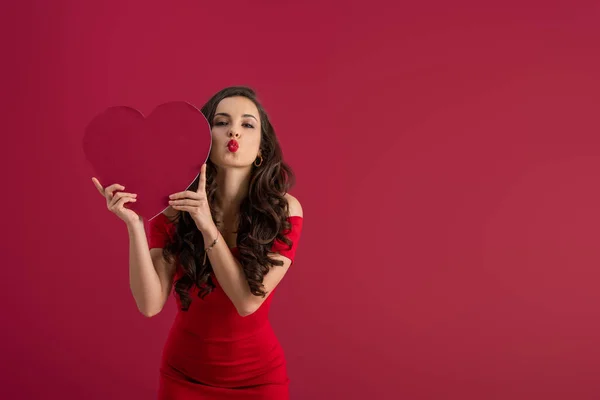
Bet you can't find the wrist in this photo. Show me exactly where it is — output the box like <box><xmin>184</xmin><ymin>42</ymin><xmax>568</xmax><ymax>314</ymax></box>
<box><xmin>125</xmin><ymin>218</ymin><xmax>144</xmax><ymax>230</ymax></box>
<box><xmin>200</xmin><ymin>222</ymin><xmax>219</xmax><ymax>243</ymax></box>
<box><xmin>126</xmin><ymin>218</ymin><xmax>144</xmax><ymax>233</ymax></box>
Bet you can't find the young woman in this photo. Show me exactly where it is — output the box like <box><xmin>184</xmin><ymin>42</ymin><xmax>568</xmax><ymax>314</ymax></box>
<box><xmin>92</xmin><ymin>86</ymin><xmax>304</xmax><ymax>399</ymax></box>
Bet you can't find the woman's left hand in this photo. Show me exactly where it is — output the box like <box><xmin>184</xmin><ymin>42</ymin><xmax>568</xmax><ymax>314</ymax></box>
<box><xmin>169</xmin><ymin>163</ymin><xmax>214</xmax><ymax>233</ymax></box>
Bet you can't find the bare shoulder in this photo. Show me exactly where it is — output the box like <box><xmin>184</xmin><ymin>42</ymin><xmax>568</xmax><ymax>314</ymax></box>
<box><xmin>285</xmin><ymin>193</ymin><xmax>303</xmax><ymax>218</ymax></box>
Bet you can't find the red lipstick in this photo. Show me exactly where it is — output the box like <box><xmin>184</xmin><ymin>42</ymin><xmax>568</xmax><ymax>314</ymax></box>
<box><xmin>227</xmin><ymin>140</ymin><xmax>239</xmax><ymax>152</ymax></box>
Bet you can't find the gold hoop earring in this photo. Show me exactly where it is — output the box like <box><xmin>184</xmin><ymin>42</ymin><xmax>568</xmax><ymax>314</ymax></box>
<box><xmin>254</xmin><ymin>155</ymin><xmax>263</xmax><ymax>167</ymax></box>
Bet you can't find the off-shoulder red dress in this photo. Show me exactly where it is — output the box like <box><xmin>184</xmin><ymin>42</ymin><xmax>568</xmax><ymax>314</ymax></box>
<box><xmin>147</xmin><ymin>212</ymin><xmax>303</xmax><ymax>399</ymax></box>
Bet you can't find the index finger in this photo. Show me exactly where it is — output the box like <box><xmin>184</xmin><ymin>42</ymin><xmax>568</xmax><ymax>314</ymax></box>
<box><xmin>91</xmin><ymin>177</ymin><xmax>104</xmax><ymax>195</ymax></box>
<box><xmin>197</xmin><ymin>163</ymin><xmax>207</xmax><ymax>194</ymax></box>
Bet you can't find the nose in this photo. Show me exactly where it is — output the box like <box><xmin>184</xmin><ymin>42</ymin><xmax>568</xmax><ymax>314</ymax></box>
<box><xmin>228</xmin><ymin>129</ymin><xmax>240</xmax><ymax>138</ymax></box>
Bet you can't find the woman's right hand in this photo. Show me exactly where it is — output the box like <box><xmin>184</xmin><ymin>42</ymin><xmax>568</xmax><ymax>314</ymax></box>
<box><xmin>92</xmin><ymin>177</ymin><xmax>141</xmax><ymax>225</ymax></box>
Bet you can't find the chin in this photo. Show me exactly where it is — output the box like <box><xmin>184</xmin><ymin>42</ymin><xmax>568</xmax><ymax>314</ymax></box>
<box><xmin>212</xmin><ymin>154</ymin><xmax>252</xmax><ymax>168</ymax></box>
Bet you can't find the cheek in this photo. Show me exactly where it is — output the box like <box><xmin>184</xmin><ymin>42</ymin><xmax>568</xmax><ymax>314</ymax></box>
<box><xmin>211</xmin><ymin>128</ymin><xmax>226</xmax><ymax>141</ymax></box>
<box><xmin>252</xmin><ymin>130</ymin><xmax>262</xmax><ymax>145</ymax></box>
<box><xmin>248</xmin><ymin>140</ymin><xmax>261</xmax><ymax>154</ymax></box>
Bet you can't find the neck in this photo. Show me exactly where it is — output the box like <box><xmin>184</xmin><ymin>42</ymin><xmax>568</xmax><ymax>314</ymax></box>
<box><xmin>214</xmin><ymin>165</ymin><xmax>251</xmax><ymax>216</ymax></box>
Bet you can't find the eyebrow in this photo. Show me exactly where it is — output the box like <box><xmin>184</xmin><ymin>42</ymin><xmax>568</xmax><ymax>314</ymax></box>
<box><xmin>214</xmin><ymin>112</ymin><xmax>258</xmax><ymax>121</ymax></box>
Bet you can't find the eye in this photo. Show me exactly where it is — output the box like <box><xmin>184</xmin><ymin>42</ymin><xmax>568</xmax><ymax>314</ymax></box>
<box><xmin>214</xmin><ymin>121</ymin><xmax>228</xmax><ymax>126</ymax></box>
<box><xmin>243</xmin><ymin>123</ymin><xmax>254</xmax><ymax>129</ymax></box>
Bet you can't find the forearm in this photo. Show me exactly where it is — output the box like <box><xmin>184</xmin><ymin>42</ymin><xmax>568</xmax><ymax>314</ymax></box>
<box><xmin>201</xmin><ymin>223</ymin><xmax>253</xmax><ymax>316</ymax></box>
<box><xmin>127</xmin><ymin>220</ymin><xmax>163</xmax><ymax>316</ymax></box>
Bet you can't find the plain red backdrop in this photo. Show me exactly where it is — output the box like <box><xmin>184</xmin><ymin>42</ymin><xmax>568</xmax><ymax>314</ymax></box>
<box><xmin>2</xmin><ymin>1</ymin><xmax>600</xmax><ymax>399</ymax></box>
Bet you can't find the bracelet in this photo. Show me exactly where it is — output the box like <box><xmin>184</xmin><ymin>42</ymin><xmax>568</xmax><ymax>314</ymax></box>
<box><xmin>202</xmin><ymin>234</ymin><xmax>220</xmax><ymax>266</ymax></box>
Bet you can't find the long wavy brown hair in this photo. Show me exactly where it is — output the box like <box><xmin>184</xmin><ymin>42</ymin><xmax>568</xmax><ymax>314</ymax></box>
<box><xmin>162</xmin><ymin>86</ymin><xmax>296</xmax><ymax>311</ymax></box>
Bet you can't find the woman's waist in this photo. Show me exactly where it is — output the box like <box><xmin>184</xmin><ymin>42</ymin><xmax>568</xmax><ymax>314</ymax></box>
<box><xmin>166</xmin><ymin>318</ymin><xmax>279</xmax><ymax>350</ymax></box>
<box><xmin>173</xmin><ymin>311</ymin><xmax>272</xmax><ymax>339</ymax></box>
<box><xmin>161</xmin><ymin>322</ymin><xmax>287</xmax><ymax>386</ymax></box>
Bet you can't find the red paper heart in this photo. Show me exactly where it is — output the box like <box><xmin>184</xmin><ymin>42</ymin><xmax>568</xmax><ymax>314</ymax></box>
<box><xmin>83</xmin><ymin>102</ymin><xmax>211</xmax><ymax>220</ymax></box>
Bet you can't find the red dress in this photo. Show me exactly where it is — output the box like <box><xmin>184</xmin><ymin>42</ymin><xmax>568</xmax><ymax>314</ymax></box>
<box><xmin>147</xmin><ymin>212</ymin><xmax>303</xmax><ymax>400</ymax></box>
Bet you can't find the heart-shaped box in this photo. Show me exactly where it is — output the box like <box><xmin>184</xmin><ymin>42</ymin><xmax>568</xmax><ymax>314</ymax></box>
<box><xmin>83</xmin><ymin>101</ymin><xmax>212</xmax><ymax>220</ymax></box>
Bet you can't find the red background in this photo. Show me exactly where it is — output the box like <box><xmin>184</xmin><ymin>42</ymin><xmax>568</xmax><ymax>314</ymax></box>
<box><xmin>2</xmin><ymin>1</ymin><xmax>600</xmax><ymax>399</ymax></box>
